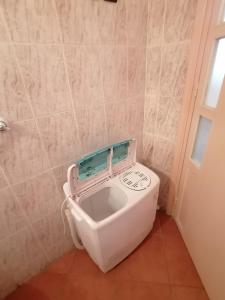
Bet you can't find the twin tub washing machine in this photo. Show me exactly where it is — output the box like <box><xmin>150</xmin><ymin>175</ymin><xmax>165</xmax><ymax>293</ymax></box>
<box><xmin>63</xmin><ymin>139</ymin><xmax>160</xmax><ymax>272</ymax></box>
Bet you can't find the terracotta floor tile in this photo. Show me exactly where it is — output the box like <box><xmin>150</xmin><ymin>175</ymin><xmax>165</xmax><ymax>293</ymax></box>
<box><xmin>67</xmin><ymin>250</ymin><xmax>101</xmax><ymax>279</ymax></box>
<box><xmin>107</xmin><ymin>233</ymin><xmax>169</xmax><ymax>284</ymax></box>
<box><xmin>159</xmin><ymin>213</ymin><xmax>182</xmax><ymax>244</ymax></box>
<box><xmin>110</xmin><ymin>281</ymin><xmax>172</xmax><ymax>300</ymax></box>
<box><xmin>63</xmin><ymin>279</ymin><xmax>172</xmax><ymax>300</ymax></box>
<box><xmin>151</xmin><ymin>212</ymin><xmax>162</xmax><ymax>236</ymax></box>
<box><xmin>24</xmin><ymin>272</ymin><xmax>66</xmax><ymax>300</ymax></box>
<box><xmin>166</xmin><ymin>249</ymin><xmax>203</xmax><ymax>288</ymax></box>
<box><xmin>161</xmin><ymin>218</ymin><xmax>203</xmax><ymax>288</ymax></box>
<box><xmin>5</xmin><ymin>272</ymin><xmax>67</xmax><ymax>300</ymax></box>
<box><xmin>63</xmin><ymin>277</ymin><xmax>115</xmax><ymax>300</ymax></box>
<box><xmin>172</xmin><ymin>286</ymin><xmax>209</xmax><ymax>300</ymax></box>
<box><xmin>5</xmin><ymin>284</ymin><xmax>50</xmax><ymax>300</ymax></box>
<box><xmin>4</xmin><ymin>212</ymin><xmax>207</xmax><ymax>300</ymax></box>
<box><xmin>46</xmin><ymin>250</ymin><xmax>76</xmax><ymax>275</ymax></box>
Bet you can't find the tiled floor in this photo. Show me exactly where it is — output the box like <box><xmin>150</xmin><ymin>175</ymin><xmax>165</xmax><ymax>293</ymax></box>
<box><xmin>5</xmin><ymin>212</ymin><xmax>209</xmax><ymax>300</ymax></box>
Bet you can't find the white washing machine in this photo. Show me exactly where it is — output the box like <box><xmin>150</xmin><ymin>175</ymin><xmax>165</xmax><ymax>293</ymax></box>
<box><xmin>63</xmin><ymin>139</ymin><xmax>160</xmax><ymax>272</ymax></box>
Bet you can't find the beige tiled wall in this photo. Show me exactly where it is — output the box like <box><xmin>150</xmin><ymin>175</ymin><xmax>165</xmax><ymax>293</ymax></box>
<box><xmin>0</xmin><ymin>0</ymin><xmax>147</xmax><ymax>298</ymax></box>
<box><xmin>0</xmin><ymin>0</ymin><xmax>198</xmax><ymax>297</ymax></box>
<box><xmin>143</xmin><ymin>0</ymin><xmax>198</xmax><ymax>207</ymax></box>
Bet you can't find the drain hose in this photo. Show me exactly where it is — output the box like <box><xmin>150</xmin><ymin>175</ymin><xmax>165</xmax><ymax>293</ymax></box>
<box><xmin>65</xmin><ymin>208</ymin><xmax>84</xmax><ymax>250</ymax></box>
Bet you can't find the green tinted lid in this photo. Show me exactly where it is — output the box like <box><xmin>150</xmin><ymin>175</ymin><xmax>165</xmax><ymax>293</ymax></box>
<box><xmin>77</xmin><ymin>146</ymin><xmax>110</xmax><ymax>180</ymax></box>
<box><xmin>75</xmin><ymin>140</ymin><xmax>131</xmax><ymax>181</ymax></box>
<box><xmin>112</xmin><ymin>141</ymin><xmax>129</xmax><ymax>165</ymax></box>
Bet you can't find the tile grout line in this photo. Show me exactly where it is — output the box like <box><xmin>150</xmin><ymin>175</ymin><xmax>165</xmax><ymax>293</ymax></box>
<box><xmin>95</xmin><ymin>0</ymin><xmax>109</xmax><ymax>146</ymax></box>
<box><xmin>146</xmin><ymin>39</ymin><xmax>193</xmax><ymax>51</ymax></box>
<box><xmin>158</xmin><ymin>211</ymin><xmax>174</xmax><ymax>299</ymax></box>
<box><xmin>171</xmin><ymin>283</ymin><xmax>206</xmax><ymax>290</ymax></box>
<box><xmin>50</xmin><ymin>0</ymin><xmax>83</xmax><ymax>199</ymax></box>
<box><xmin>152</xmin><ymin>0</ymin><xmax>167</xmax><ymax>166</ymax></box>
<box><xmin>138</xmin><ymin>0</ymin><xmax>148</xmax><ymax>157</ymax></box>
<box><xmin>98</xmin><ymin>45</ymin><xmax>109</xmax><ymax>145</ymax></box>
<box><xmin>144</xmin><ymin>129</ymin><xmax>177</xmax><ymax>145</ymax></box>
<box><xmin>125</xmin><ymin>6</ymin><xmax>130</xmax><ymax>142</ymax></box>
<box><xmin>52</xmin><ymin>0</ymin><xmax>86</xmax><ymax>155</ymax></box>
<box><xmin>0</xmin><ymin>40</ymin><xmax>191</xmax><ymax>47</ymax></box>
<box><xmin>143</xmin><ymin>0</ymin><xmax>151</xmax><ymax>160</ymax></box>
<box><xmin>0</xmin><ymin>165</ymin><xmax>9</xmax><ymax>190</ymax></box>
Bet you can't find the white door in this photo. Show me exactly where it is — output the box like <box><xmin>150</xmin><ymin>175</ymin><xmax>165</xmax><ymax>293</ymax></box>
<box><xmin>175</xmin><ymin>1</ymin><xmax>225</xmax><ymax>299</ymax></box>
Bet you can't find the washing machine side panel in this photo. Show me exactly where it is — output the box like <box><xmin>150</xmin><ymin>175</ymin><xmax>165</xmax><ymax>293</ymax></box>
<box><xmin>66</xmin><ymin>166</ymin><xmax>160</xmax><ymax>273</ymax></box>
<box><xmin>70</xmin><ymin>207</ymin><xmax>101</xmax><ymax>266</ymax></box>
<box><xmin>96</xmin><ymin>189</ymin><xmax>158</xmax><ymax>272</ymax></box>
<box><xmin>79</xmin><ymin>223</ymin><xmax>103</xmax><ymax>265</ymax></box>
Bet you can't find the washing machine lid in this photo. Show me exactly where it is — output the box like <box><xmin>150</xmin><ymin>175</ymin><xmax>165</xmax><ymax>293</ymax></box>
<box><xmin>67</xmin><ymin>139</ymin><xmax>137</xmax><ymax>197</ymax></box>
<box><xmin>119</xmin><ymin>170</ymin><xmax>151</xmax><ymax>191</ymax></box>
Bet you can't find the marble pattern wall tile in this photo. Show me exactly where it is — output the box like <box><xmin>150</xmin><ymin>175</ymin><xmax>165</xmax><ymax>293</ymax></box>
<box><xmin>76</xmin><ymin>105</ymin><xmax>108</xmax><ymax>154</ymax></box>
<box><xmin>160</xmin><ymin>42</ymin><xmax>190</xmax><ymax>98</ymax></box>
<box><xmin>126</xmin><ymin>0</ymin><xmax>148</xmax><ymax>46</ymax></box>
<box><xmin>0</xmin><ymin>120</ymin><xmax>50</xmax><ymax>184</ymax></box>
<box><xmin>164</xmin><ymin>0</ymin><xmax>197</xmax><ymax>43</ymax></box>
<box><xmin>13</xmin><ymin>171</ymin><xmax>62</xmax><ymax>222</ymax></box>
<box><xmin>0</xmin><ymin>168</ymin><xmax>8</xmax><ymax>190</ymax></box>
<box><xmin>128</xmin><ymin>47</ymin><xmax>146</xmax><ymax>98</ymax></box>
<box><xmin>105</xmin><ymin>100</ymin><xmax>129</xmax><ymax>144</ymax></box>
<box><xmin>0</xmin><ymin>0</ymin><xmax>61</xmax><ymax>43</ymax></box>
<box><xmin>156</xmin><ymin>96</ymin><xmax>182</xmax><ymax>142</ymax></box>
<box><xmin>127</xmin><ymin>97</ymin><xmax>144</xmax><ymax>139</ymax></box>
<box><xmin>0</xmin><ymin>44</ymin><xmax>32</xmax><ymax>122</ymax></box>
<box><xmin>0</xmin><ymin>11</ymin><xmax>9</xmax><ymax>42</ymax></box>
<box><xmin>0</xmin><ymin>0</ymin><xmax>198</xmax><ymax>295</ymax></box>
<box><xmin>37</xmin><ymin>112</ymin><xmax>81</xmax><ymax>167</ymax></box>
<box><xmin>16</xmin><ymin>45</ymin><xmax>72</xmax><ymax>117</ymax></box>
<box><xmin>97</xmin><ymin>0</ymin><xmax>127</xmax><ymax>45</ymax></box>
<box><xmin>101</xmin><ymin>46</ymin><xmax>127</xmax><ymax>102</ymax></box>
<box><xmin>147</xmin><ymin>0</ymin><xmax>165</xmax><ymax>46</ymax></box>
<box><xmin>152</xmin><ymin>137</ymin><xmax>175</xmax><ymax>175</ymax></box>
<box><xmin>153</xmin><ymin>168</ymin><xmax>171</xmax><ymax>207</ymax></box>
<box><xmin>144</xmin><ymin>0</ymin><xmax>197</xmax><ymax>207</ymax></box>
<box><xmin>0</xmin><ymin>267</ymin><xmax>16</xmax><ymax>299</ymax></box>
<box><xmin>0</xmin><ymin>188</ymin><xmax>27</xmax><ymax>240</ymax></box>
<box><xmin>144</xmin><ymin>95</ymin><xmax>158</xmax><ymax>134</ymax></box>
<box><xmin>0</xmin><ymin>228</ymin><xmax>48</xmax><ymax>284</ymax></box>
<box><xmin>55</xmin><ymin>0</ymin><xmax>99</xmax><ymax>44</ymax></box>
<box><xmin>64</xmin><ymin>46</ymin><xmax>104</xmax><ymax>109</ymax></box>
<box><xmin>158</xmin><ymin>175</ymin><xmax>170</xmax><ymax>207</ymax></box>
<box><xmin>142</xmin><ymin>133</ymin><xmax>154</xmax><ymax>167</ymax></box>
<box><xmin>32</xmin><ymin>209</ymin><xmax>73</xmax><ymax>262</ymax></box>
<box><xmin>146</xmin><ymin>47</ymin><xmax>161</xmax><ymax>96</ymax></box>
<box><xmin>52</xmin><ymin>162</ymin><xmax>72</xmax><ymax>199</ymax></box>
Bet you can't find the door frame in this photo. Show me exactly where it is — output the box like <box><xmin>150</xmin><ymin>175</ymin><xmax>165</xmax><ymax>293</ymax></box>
<box><xmin>166</xmin><ymin>0</ymin><xmax>224</xmax><ymax>215</ymax></box>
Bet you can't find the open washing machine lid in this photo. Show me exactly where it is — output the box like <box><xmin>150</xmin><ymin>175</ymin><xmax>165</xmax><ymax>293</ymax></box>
<box><xmin>119</xmin><ymin>170</ymin><xmax>151</xmax><ymax>191</ymax></box>
<box><xmin>67</xmin><ymin>139</ymin><xmax>137</xmax><ymax>197</ymax></box>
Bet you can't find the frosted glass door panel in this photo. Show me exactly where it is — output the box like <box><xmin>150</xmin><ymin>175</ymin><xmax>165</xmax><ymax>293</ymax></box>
<box><xmin>204</xmin><ymin>38</ymin><xmax>225</xmax><ymax>108</ymax></box>
<box><xmin>191</xmin><ymin>116</ymin><xmax>212</xmax><ymax>165</ymax></box>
